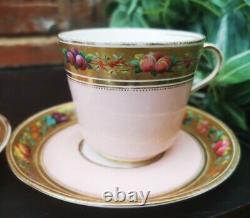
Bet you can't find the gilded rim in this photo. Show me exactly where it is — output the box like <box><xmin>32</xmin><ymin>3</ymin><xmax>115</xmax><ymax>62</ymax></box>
<box><xmin>58</xmin><ymin>28</ymin><xmax>205</xmax><ymax>47</ymax></box>
<box><xmin>0</xmin><ymin>114</ymin><xmax>11</xmax><ymax>153</ymax></box>
<box><xmin>6</xmin><ymin>103</ymin><xmax>240</xmax><ymax>208</ymax></box>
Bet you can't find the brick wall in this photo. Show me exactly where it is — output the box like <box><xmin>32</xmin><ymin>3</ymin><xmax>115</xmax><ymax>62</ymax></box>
<box><xmin>0</xmin><ymin>0</ymin><xmax>108</xmax><ymax>67</ymax></box>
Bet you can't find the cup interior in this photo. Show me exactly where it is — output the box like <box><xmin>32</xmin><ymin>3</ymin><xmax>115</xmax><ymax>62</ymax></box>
<box><xmin>58</xmin><ymin>28</ymin><xmax>205</xmax><ymax>47</ymax></box>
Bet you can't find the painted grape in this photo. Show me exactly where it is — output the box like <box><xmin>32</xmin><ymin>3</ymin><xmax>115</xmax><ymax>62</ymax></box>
<box><xmin>75</xmin><ymin>54</ymin><xmax>88</xmax><ymax>70</ymax></box>
<box><xmin>64</xmin><ymin>48</ymin><xmax>89</xmax><ymax>70</ymax></box>
<box><xmin>66</xmin><ymin>51</ymin><xmax>75</xmax><ymax>64</ymax></box>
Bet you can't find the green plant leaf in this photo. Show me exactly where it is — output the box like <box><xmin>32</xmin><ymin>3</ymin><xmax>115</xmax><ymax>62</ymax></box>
<box><xmin>211</xmin><ymin>0</ymin><xmax>229</xmax><ymax>9</ymax></box>
<box><xmin>217</xmin><ymin>62</ymin><xmax>250</xmax><ymax>85</ymax></box>
<box><xmin>215</xmin><ymin>50</ymin><xmax>250</xmax><ymax>85</ymax></box>
<box><xmin>244</xmin><ymin>0</ymin><xmax>250</xmax><ymax>6</ymax></box>
<box><xmin>110</xmin><ymin>5</ymin><xmax>130</xmax><ymax>27</ymax></box>
<box><xmin>141</xmin><ymin>0</ymin><xmax>163</xmax><ymax>24</ymax></box>
<box><xmin>201</xmin><ymin>91</ymin><xmax>249</xmax><ymax>130</ymax></box>
<box><xmin>219</xmin><ymin>102</ymin><xmax>248</xmax><ymax>130</ymax></box>
<box><xmin>215</xmin><ymin>11</ymin><xmax>250</xmax><ymax>59</ymax></box>
<box><xmin>223</xmin><ymin>81</ymin><xmax>250</xmax><ymax>106</ymax></box>
<box><xmin>215</xmin><ymin>13</ymin><xmax>229</xmax><ymax>57</ymax></box>
<box><xmin>189</xmin><ymin>0</ymin><xmax>223</xmax><ymax>17</ymax></box>
<box><xmin>131</xmin><ymin>7</ymin><xmax>149</xmax><ymax>27</ymax></box>
<box><xmin>221</xmin><ymin>50</ymin><xmax>250</xmax><ymax>72</ymax></box>
<box><xmin>127</xmin><ymin>0</ymin><xmax>138</xmax><ymax>15</ymax></box>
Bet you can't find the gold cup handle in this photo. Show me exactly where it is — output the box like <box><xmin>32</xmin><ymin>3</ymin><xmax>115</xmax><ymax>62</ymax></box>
<box><xmin>191</xmin><ymin>43</ymin><xmax>223</xmax><ymax>93</ymax></box>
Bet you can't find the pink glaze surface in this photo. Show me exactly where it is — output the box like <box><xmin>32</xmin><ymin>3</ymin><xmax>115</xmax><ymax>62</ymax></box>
<box><xmin>41</xmin><ymin>124</ymin><xmax>204</xmax><ymax>198</ymax></box>
<box><xmin>68</xmin><ymin>79</ymin><xmax>192</xmax><ymax>161</ymax></box>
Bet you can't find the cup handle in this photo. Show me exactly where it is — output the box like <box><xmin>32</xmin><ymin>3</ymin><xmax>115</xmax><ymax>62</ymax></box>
<box><xmin>191</xmin><ymin>43</ymin><xmax>223</xmax><ymax>93</ymax></box>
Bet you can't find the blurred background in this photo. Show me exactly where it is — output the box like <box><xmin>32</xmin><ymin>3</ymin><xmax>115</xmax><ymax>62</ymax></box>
<box><xmin>0</xmin><ymin>0</ymin><xmax>250</xmax><ymax>140</ymax></box>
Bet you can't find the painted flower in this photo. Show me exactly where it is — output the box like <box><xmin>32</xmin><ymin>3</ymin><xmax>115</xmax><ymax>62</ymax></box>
<box><xmin>197</xmin><ymin>120</ymin><xmax>209</xmax><ymax>134</ymax></box>
<box><xmin>212</xmin><ymin>140</ymin><xmax>230</xmax><ymax>156</ymax></box>
<box><xmin>14</xmin><ymin>143</ymin><xmax>31</xmax><ymax>163</ymax></box>
<box><xmin>183</xmin><ymin>109</ymin><xmax>232</xmax><ymax>160</ymax></box>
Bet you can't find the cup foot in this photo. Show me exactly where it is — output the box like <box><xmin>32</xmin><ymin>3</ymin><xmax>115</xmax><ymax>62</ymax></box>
<box><xmin>79</xmin><ymin>139</ymin><xmax>164</xmax><ymax>169</ymax></box>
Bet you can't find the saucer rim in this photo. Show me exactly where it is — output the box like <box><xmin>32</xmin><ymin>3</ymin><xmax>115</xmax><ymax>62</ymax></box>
<box><xmin>6</xmin><ymin>102</ymin><xmax>241</xmax><ymax>208</ymax></box>
<box><xmin>0</xmin><ymin>113</ymin><xmax>11</xmax><ymax>153</ymax></box>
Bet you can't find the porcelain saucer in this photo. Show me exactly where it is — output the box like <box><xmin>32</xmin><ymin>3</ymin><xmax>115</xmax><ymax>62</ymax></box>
<box><xmin>6</xmin><ymin>103</ymin><xmax>240</xmax><ymax>207</ymax></box>
<box><xmin>0</xmin><ymin>114</ymin><xmax>11</xmax><ymax>153</ymax></box>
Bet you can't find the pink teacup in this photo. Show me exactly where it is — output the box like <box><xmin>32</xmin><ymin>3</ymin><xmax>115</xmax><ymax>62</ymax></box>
<box><xmin>58</xmin><ymin>28</ymin><xmax>223</xmax><ymax>162</ymax></box>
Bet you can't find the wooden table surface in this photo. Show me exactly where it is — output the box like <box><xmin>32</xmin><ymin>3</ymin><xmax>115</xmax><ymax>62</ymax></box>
<box><xmin>0</xmin><ymin>66</ymin><xmax>250</xmax><ymax>218</ymax></box>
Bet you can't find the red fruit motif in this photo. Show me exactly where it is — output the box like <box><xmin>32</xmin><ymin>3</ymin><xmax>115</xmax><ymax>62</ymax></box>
<box><xmin>140</xmin><ymin>55</ymin><xmax>156</xmax><ymax>72</ymax></box>
<box><xmin>18</xmin><ymin>143</ymin><xmax>31</xmax><ymax>156</ymax></box>
<box><xmin>14</xmin><ymin>143</ymin><xmax>31</xmax><ymax>163</ymax></box>
<box><xmin>150</xmin><ymin>52</ymin><xmax>164</xmax><ymax>61</ymax></box>
<box><xmin>196</xmin><ymin>120</ymin><xmax>209</xmax><ymax>134</ymax></box>
<box><xmin>75</xmin><ymin>54</ymin><xmax>88</xmax><ymax>70</ymax></box>
<box><xmin>32</xmin><ymin>132</ymin><xmax>40</xmax><ymax>140</ymax></box>
<box><xmin>66</xmin><ymin>51</ymin><xmax>75</xmax><ymax>64</ymax></box>
<box><xmin>30</xmin><ymin>124</ymin><xmax>39</xmax><ymax>132</ymax></box>
<box><xmin>155</xmin><ymin>56</ymin><xmax>172</xmax><ymax>73</ymax></box>
<box><xmin>213</xmin><ymin>140</ymin><xmax>229</xmax><ymax>156</ymax></box>
<box><xmin>215</xmin><ymin>146</ymin><xmax>227</xmax><ymax>156</ymax></box>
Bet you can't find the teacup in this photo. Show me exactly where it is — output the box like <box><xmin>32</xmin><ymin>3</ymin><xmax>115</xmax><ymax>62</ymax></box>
<box><xmin>58</xmin><ymin>28</ymin><xmax>222</xmax><ymax>162</ymax></box>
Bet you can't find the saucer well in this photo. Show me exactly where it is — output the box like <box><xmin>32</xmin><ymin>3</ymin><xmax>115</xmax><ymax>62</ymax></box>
<box><xmin>0</xmin><ymin>114</ymin><xmax>11</xmax><ymax>153</ymax></box>
<box><xmin>6</xmin><ymin>103</ymin><xmax>240</xmax><ymax>207</ymax></box>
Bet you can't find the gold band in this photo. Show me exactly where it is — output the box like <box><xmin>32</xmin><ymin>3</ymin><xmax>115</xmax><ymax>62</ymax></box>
<box><xmin>66</xmin><ymin>71</ymin><xmax>194</xmax><ymax>88</ymax></box>
<box><xmin>60</xmin><ymin>42</ymin><xmax>202</xmax><ymax>85</ymax></box>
